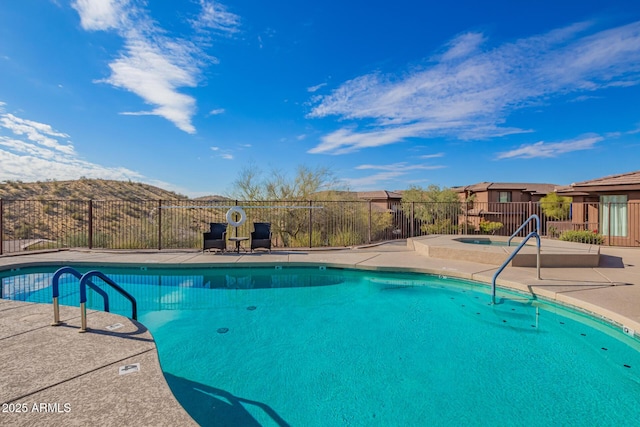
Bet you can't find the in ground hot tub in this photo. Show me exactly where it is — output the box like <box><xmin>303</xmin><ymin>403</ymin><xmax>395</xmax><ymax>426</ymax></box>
<box><xmin>409</xmin><ymin>235</ymin><xmax>600</xmax><ymax>267</ymax></box>
<box><xmin>454</xmin><ymin>237</ymin><xmax>513</xmax><ymax>246</ymax></box>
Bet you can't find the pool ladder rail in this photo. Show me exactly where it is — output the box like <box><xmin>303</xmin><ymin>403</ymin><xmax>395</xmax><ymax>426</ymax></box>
<box><xmin>51</xmin><ymin>267</ymin><xmax>137</xmax><ymax>333</ymax></box>
<box><xmin>492</xmin><ymin>214</ymin><xmax>541</xmax><ymax>304</ymax></box>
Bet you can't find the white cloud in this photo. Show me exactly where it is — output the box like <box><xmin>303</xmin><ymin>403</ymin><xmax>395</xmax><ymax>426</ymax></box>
<box><xmin>496</xmin><ymin>135</ymin><xmax>602</xmax><ymax>159</ymax></box>
<box><xmin>0</xmin><ymin>113</ymin><xmax>74</xmax><ymax>155</ymax></box>
<box><xmin>356</xmin><ymin>163</ymin><xmax>445</xmax><ymax>171</ymax></box>
<box><xmin>438</xmin><ymin>32</ymin><xmax>486</xmax><ymax>62</ymax></box>
<box><xmin>191</xmin><ymin>0</ymin><xmax>240</xmax><ymax>34</ymax></box>
<box><xmin>341</xmin><ymin>171</ymin><xmax>405</xmax><ymax>190</ymax></box>
<box><xmin>309</xmin><ymin>122</ymin><xmax>446</xmax><ymax>154</ymax></box>
<box><xmin>0</xmin><ymin>137</ymin><xmax>55</xmax><ymax>158</ymax></box>
<box><xmin>71</xmin><ymin>0</ymin><xmax>127</xmax><ymax>31</ymax></box>
<box><xmin>0</xmin><ymin>109</ymin><xmax>151</xmax><ymax>183</ymax></box>
<box><xmin>419</xmin><ymin>152</ymin><xmax>444</xmax><ymax>159</ymax></box>
<box><xmin>307</xmin><ymin>83</ymin><xmax>327</xmax><ymax>93</ymax></box>
<box><xmin>209</xmin><ymin>145</ymin><xmax>235</xmax><ymax>159</ymax></box>
<box><xmin>341</xmin><ymin>162</ymin><xmax>446</xmax><ymax>190</ymax></box>
<box><xmin>308</xmin><ymin>20</ymin><xmax>640</xmax><ymax>154</ymax></box>
<box><xmin>569</xmin><ymin>95</ymin><xmax>602</xmax><ymax>103</ymax></box>
<box><xmin>0</xmin><ymin>149</ymin><xmax>145</xmax><ymax>182</ymax></box>
<box><xmin>208</xmin><ymin>108</ymin><xmax>225</xmax><ymax>116</ymax></box>
<box><xmin>72</xmin><ymin>0</ymin><xmax>239</xmax><ymax>133</ymax></box>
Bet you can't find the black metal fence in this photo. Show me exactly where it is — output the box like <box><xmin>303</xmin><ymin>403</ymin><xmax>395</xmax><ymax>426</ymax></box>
<box><xmin>0</xmin><ymin>199</ymin><xmax>638</xmax><ymax>254</ymax></box>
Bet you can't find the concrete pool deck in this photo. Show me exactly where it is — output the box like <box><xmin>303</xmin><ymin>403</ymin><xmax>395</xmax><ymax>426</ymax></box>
<box><xmin>1</xmin><ymin>240</ymin><xmax>640</xmax><ymax>426</ymax></box>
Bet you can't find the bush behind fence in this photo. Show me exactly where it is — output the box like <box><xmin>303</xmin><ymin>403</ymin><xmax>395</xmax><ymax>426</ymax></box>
<box><xmin>0</xmin><ymin>199</ymin><xmax>637</xmax><ymax>254</ymax></box>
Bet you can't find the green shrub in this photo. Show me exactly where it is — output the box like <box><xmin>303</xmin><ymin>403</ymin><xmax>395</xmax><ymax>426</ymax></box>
<box><xmin>371</xmin><ymin>212</ymin><xmax>394</xmax><ymax>240</ymax></box>
<box><xmin>423</xmin><ymin>218</ymin><xmax>458</xmax><ymax>234</ymax></box>
<box><xmin>479</xmin><ymin>220</ymin><xmax>503</xmax><ymax>235</ymax></box>
<box><xmin>559</xmin><ymin>230</ymin><xmax>604</xmax><ymax>245</ymax></box>
<box><xmin>71</xmin><ymin>212</ymin><xmax>84</xmax><ymax>221</ymax></box>
<box><xmin>14</xmin><ymin>224</ymin><xmax>34</xmax><ymax>239</ymax></box>
<box><xmin>117</xmin><ymin>236</ymin><xmax>157</xmax><ymax>249</ymax></box>
<box><xmin>290</xmin><ymin>232</ymin><xmax>324</xmax><ymax>248</ymax></box>
<box><xmin>26</xmin><ymin>241</ymin><xmax>58</xmax><ymax>251</ymax></box>
<box><xmin>458</xmin><ymin>221</ymin><xmax>477</xmax><ymax>234</ymax></box>
<box><xmin>329</xmin><ymin>230</ymin><xmax>363</xmax><ymax>247</ymax></box>
<box><xmin>42</xmin><ymin>202</ymin><xmax>56</xmax><ymax>215</ymax></box>
<box><xmin>63</xmin><ymin>231</ymin><xmax>110</xmax><ymax>248</ymax></box>
<box><xmin>63</xmin><ymin>232</ymin><xmax>89</xmax><ymax>247</ymax></box>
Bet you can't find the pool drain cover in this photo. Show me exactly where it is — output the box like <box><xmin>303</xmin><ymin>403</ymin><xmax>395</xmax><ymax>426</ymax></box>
<box><xmin>119</xmin><ymin>363</ymin><xmax>140</xmax><ymax>375</ymax></box>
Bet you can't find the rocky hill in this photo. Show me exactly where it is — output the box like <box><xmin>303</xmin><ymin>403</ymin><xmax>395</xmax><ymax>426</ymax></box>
<box><xmin>0</xmin><ymin>179</ymin><xmax>234</xmax><ymax>251</ymax></box>
<box><xmin>0</xmin><ymin>179</ymin><xmax>186</xmax><ymax>200</ymax></box>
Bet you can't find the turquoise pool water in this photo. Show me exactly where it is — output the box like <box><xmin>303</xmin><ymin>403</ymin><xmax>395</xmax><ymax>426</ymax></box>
<box><xmin>455</xmin><ymin>237</ymin><xmax>514</xmax><ymax>246</ymax></box>
<box><xmin>2</xmin><ymin>266</ymin><xmax>640</xmax><ymax>426</ymax></box>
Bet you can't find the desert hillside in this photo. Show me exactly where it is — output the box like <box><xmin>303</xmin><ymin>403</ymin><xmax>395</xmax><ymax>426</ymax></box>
<box><xmin>0</xmin><ymin>179</ymin><xmax>231</xmax><ymax>250</ymax></box>
<box><xmin>0</xmin><ymin>179</ymin><xmax>186</xmax><ymax>200</ymax></box>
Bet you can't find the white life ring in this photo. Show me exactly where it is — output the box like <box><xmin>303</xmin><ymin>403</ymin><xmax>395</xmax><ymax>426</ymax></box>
<box><xmin>226</xmin><ymin>207</ymin><xmax>247</xmax><ymax>227</ymax></box>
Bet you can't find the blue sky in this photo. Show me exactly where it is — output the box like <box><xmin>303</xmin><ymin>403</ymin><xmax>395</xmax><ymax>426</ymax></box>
<box><xmin>1</xmin><ymin>0</ymin><xmax>639</xmax><ymax>197</ymax></box>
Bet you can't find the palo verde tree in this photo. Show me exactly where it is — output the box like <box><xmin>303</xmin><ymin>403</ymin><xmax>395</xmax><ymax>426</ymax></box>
<box><xmin>540</xmin><ymin>192</ymin><xmax>571</xmax><ymax>220</ymax></box>
<box><xmin>229</xmin><ymin>163</ymin><xmax>338</xmax><ymax>200</ymax></box>
<box><xmin>228</xmin><ymin>164</ymin><xmax>392</xmax><ymax>246</ymax></box>
<box><xmin>401</xmin><ymin>185</ymin><xmax>461</xmax><ymax>233</ymax></box>
<box><xmin>228</xmin><ymin>164</ymin><xmax>337</xmax><ymax>245</ymax></box>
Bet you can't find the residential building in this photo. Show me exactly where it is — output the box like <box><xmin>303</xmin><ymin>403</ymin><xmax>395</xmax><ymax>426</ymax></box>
<box><xmin>453</xmin><ymin>182</ymin><xmax>557</xmax><ymax>234</ymax></box>
<box><xmin>557</xmin><ymin>170</ymin><xmax>640</xmax><ymax>246</ymax></box>
<box><xmin>355</xmin><ymin>190</ymin><xmax>403</xmax><ymax>212</ymax></box>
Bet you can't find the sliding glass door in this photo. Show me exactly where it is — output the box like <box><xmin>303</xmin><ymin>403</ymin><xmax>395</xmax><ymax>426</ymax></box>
<box><xmin>600</xmin><ymin>195</ymin><xmax>628</xmax><ymax>237</ymax></box>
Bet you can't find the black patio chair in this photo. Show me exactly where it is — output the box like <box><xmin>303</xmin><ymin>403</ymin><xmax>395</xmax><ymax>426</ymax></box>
<box><xmin>250</xmin><ymin>222</ymin><xmax>272</xmax><ymax>253</ymax></box>
<box><xmin>203</xmin><ymin>223</ymin><xmax>228</xmax><ymax>253</ymax></box>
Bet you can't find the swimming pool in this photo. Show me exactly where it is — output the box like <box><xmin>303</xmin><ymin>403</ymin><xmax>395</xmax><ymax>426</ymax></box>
<box><xmin>2</xmin><ymin>266</ymin><xmax>640</xmax><ymax>426</ymax></box>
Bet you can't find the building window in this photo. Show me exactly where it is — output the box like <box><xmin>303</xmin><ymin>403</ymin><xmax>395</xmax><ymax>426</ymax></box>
<box><xmin>600</xmin><ymin>195</ymin><xmax>627</xmax><ymax>237</ymax></box>
<box><xmin>498</xmin><ymin>192</ymin><xmax>511</xmax><ymax>203</ymax></box>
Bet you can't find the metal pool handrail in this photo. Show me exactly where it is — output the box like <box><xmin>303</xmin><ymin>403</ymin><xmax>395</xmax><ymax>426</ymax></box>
<box><xmin>51</xmin><ymin>266</ymin><xmax>110</xmax><ymax>326</ymax></box>
<box><xmin>79</xmin><ymin>270</ymin><xmax>137</xmax><ymax>332</ymax></box>
<box><xmin>493</xmin><ymin>228</ymin><xmax>541</xmax><ymax>304</ymax></box>
<box><xmin>508</xmin><ymin>214</ymin><xmax>540</xmax><ymax>246</ymax></box>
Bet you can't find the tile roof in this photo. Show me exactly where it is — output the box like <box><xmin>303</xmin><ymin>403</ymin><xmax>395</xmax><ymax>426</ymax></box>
<box><xmin>571</xmin><ymin>170</ymin><xmax>640</xmax><ymax>187</ymax></box>
<box><xmin>356</xmin><ymin>190</ymin><xmax>403</xmax><ymax>200</ymax></box>
<box><xmin>455</xmin><ymin>182</ymin><xmax>557</xmax><ymax>194</ymax></box>
<box><xmin>313</xmin><ymin>190</ymin><xmax>403</xmax><ymax>200</ymax></box>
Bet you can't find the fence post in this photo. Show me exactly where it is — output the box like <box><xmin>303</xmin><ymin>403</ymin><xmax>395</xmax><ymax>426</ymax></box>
<box><xmin>234</xmin><ymin>200</ymin><xmax>238</xmax><ymax>238</ymax></box>
<box><xmin>88</xmin><ymin>200</ymin><xmax>93</xmax><ymax>249</ymax></box>
<box><xmin>607</xmin><ymin>202</ymin><xmax>611</xmax><ymax>246</ymax></box>
<box><xmin>411</xmin><ymin>202</ymin><xmax>415</xmax><ymax>237</ymax></box>
<box><xmin>0</xmin><ymin>199</ymin><xmax>3</xmax><ymax>256</ymax></box>
<box><xmin>158</xmin><ymin>200</ymin><xmax>162</xmax><ymax>250</ymax></box>
<box><xmin>464</xmin><ymin>201</ymin><xmax>468</xmax><ymax>235</ymax></box>
<box><xmin>309</xmin><ymin>200</ymin><xmax>313</xmax><ymax>248</ymax></box>
<box><xmin>368</xmin><ymin>201</ymin><xmax>372</xmax><ymax>243</ymax></box>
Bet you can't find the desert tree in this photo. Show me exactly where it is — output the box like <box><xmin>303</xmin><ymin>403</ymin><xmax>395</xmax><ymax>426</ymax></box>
<box><xmin>401</xmin><ymin>185</ymin><xmax>461</xmax><ymax>234</ymax></box>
